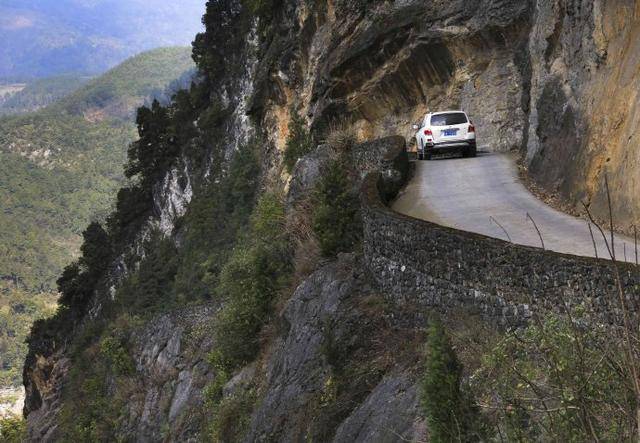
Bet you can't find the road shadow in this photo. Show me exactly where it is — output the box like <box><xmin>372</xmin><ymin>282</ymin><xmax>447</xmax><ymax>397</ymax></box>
<box><xmin>415</xmin><ymin>148</ymin><xmax>492</xmax><ymax>162</ymax></box>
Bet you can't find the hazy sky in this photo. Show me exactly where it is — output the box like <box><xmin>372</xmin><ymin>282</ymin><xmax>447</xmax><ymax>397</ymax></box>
<box><xmin>0</xmin><ymin>0</ymin><xmax>206</xmax><ymax>80</ymax></box>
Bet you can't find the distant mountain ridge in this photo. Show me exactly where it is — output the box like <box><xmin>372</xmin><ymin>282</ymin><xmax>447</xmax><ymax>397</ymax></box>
<box><xmin>0</xmin><ymin>0</ymin><xmax>204</xmax><ymax>80</ymax></box>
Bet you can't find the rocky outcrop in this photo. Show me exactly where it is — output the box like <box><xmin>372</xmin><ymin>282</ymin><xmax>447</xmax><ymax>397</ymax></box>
<box><xmin>117</xmin><ymin>306</ymin><xmax>217</xmax><ymax>442</ymax></box>
<box><xmin>25</xmin><ymin>306</ymin><xmax>218</xmax><ymax>442</ymax></box>
<box><xmin>244</xmin><ymin>253</ymin><xmax>426</xmax><ymax>443</ymax></box>
<box><xmin>260</xmin><ymin>0</ymin><xmax>640</xmax><ymax>227</ymax></box>
<box><xmin>23</xmin><ymin>354</ymin><xmax>69</xmax><ymax>441</ymax></box>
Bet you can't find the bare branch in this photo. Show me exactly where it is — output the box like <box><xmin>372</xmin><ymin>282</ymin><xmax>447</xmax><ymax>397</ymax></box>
<box><xmin>605</xmin><ymin>174</ymin><xmax>616</xmax><ymax>260</ymax></box>
<box><xmin>582</xmin><ymin>203</ymin><xmax>613</xmax><ymax>260</ymax></box>
<box><xmin>527</xmin><ymin>212</ymin><xmax>545</xmax><ymax>250</ymax></box>
<box><xmin>587</xmin><ymin>221</ymin><xmax>599</xmax><ymax>259</ymax></box>
<box><xmin>634</xmin><ymin>225</ymin><xmax>638</xmax><ymax>266</ymax></box>
<box><xmin>490</xmin><ymin>216</ymin><xmax>512</xmax><ymax>243</ymax></box>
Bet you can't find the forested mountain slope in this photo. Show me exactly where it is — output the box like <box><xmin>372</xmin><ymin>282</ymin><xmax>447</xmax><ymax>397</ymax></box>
<box><xmin>0</xmin><ymin>75</ymin><xmax>90</xmax><ymax>116</ymax></box>
<box><xmin>0</xmin><ymin>47</ymin><xmax>193</xmax><ymax>395</ymax></box>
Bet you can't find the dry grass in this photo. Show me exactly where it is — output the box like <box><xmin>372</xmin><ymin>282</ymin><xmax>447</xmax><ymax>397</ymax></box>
<box><xmin>281</xmin><ymin>197</ymin><xmax>324</xmax><ymax>309</ymax></box>
<box><xmin>323</xmin><ymin>121</ymin><xmax>357</xmax><ymax>155</ymax></box>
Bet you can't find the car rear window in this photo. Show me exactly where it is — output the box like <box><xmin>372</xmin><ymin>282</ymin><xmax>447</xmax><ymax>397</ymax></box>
<box><xmin>430</xmin><ymin>113</ymin><xmax>468</xmax><ymax>126</ymax></box>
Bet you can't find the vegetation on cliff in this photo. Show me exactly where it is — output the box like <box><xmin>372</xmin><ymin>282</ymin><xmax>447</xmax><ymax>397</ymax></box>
<box><xmin>421</xmin><ymin>318</ymin><xmax>483</xmax><ymax>442</ymax></box>
<box><xmin>0</xmin><ymin>415</ymin><xmax>26</xmax><ymax>442</ymax></box>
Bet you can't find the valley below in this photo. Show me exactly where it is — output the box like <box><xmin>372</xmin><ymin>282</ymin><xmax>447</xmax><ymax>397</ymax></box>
<box><xmin>0</xmin><ymin>46</ymin><xmax>195</xmax><ymax>423</ymax></box>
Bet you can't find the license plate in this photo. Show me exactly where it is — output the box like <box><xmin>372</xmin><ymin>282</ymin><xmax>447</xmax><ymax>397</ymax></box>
<box><xmin>443</xmin><ymin>129</ymin><xmax>458</xmax><ymax>136</ymax></box>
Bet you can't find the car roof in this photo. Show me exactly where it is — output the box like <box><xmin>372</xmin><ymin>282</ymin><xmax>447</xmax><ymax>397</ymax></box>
<box><xmin>428</xmin><ymin>110</ymin><xmax>467</xmax><ymax>115</ymax></box>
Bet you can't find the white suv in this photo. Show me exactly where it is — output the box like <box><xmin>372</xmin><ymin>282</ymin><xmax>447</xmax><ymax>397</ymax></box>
<box><xmin>413</xmin><ymin>111</ymin><xmax>476</xmax><ymax>160</ymax></box>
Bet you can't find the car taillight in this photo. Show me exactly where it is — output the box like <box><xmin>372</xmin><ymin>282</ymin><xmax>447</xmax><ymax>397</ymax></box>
<box><xmin>424</xmin><ymin>129</ymin><xmax>433</xmax><ymax>136</ymax></box>
<box><xmin>468</xmin><ymin>124</ymin><xmax>475</xmax><ymax>133</ymax></box>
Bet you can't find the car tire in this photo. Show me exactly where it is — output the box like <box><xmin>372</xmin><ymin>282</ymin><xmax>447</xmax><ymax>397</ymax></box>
<box><xmin>463</xmin><ymin>146</ymin><xmax>477</xmax><ymax>158</ymax></box>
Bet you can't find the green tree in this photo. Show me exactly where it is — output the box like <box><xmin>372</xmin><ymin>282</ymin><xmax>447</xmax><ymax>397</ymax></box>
<box><xmin>125</xmin><ymin>100</ymin><xmax>177</xmax><ymax>188</ymax></box>
<box><xmin>80</xmin><ymin>222</ymin><xmax>111</xmax><ymax>277</ymax></box>
<box><xmin>421</xmin><ymin>318</ymin><xmax>482</xmax><ymax>442</ymax></box>
<box><xmin>312</xmin><ymin>159</ymin><xmax>361</xmax><ymax>257</ymax></box>
<box><xmin>283</xmin><ymin>108</ymin><xmax>314</xmax><ymax>173</ymax></box>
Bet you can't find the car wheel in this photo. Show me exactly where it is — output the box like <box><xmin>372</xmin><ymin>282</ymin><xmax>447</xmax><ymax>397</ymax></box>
<box><xmin>463</xmin><ymin>146</ymin><xmax>476</xmax><ymax>158</ymax></box>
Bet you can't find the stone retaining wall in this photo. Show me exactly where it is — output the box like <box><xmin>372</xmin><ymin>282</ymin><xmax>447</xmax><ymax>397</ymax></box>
<box><xmin>360</xmin><ymin>137</ymin><xmax>640</xmax><ymax>327</ymax></box>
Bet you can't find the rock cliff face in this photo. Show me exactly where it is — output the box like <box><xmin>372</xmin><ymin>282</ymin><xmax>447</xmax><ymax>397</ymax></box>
<box><xmin>525</xmin><ymin>0</ymin><xmax>640</xmax><ymax>228</ymax></box>
<box><xmin>22</xmin><ymin>0</ymin><xmax>640</xmax><ymax>440</ymax></box>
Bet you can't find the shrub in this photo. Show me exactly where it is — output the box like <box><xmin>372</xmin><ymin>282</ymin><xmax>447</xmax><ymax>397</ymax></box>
<box><xmin>283</xmin><ymin>108</ymin><xmax>314</xmax><ymax>173</ymax></box>
<box><xmin>0</xmin><ymin>415</ymin><xmax>26</xmax><ymax>443</ymax></box>
<box><xmin>312</xmin><ymin>159</ymin><xmax>361</xmax><ymax>257</ymax></box>
<box><xmin>473</xmin><ymin>313</ymin><xmax>636</xmax><ymax>441</ymax></box>
<box><xmin>173</xmin><ymin>143</ymin><xmax>260</xmax><ymax>301</ymax></box>
<box><xmin>212</xmin><ymin>193</ymin><xmax>291</xmax><ymax>372</ymax></box>
<box><xmin>421</xmin><ymin>318</ymin><xmax>483</xmax><ymax>442</ymax></box>
<box><xmin>100</xmin><ymin>335</ymin><xmax>134</xmax><ymax>376</ymax></box>
<box><xmin>208</xmin><ymin>387</ymin><xmax>257</xmax><ymax>442</ymax></box>
<box><xmin>58</xmin><ymin>317</ymin><xmax>138</xmax><ymax>441</ymax></box>
<box><xmin>204</xmin><ymin>193</ymin><xmax>292</xmax><ymax>439</ymax></box>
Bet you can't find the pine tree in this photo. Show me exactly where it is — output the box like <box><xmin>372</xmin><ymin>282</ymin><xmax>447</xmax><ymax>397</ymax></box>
<box><xmin>421</xmin><ymin>317</ymin><xmax>482</xmax><ymax>442</ymax></box>
<box><xmin>312</xmin><ymin>159</ymin><xmax>361</xmax><ymax>257</ymax></box>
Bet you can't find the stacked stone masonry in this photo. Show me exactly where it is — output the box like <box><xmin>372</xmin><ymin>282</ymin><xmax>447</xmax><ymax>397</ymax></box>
<box><xmin>360</xmin><ymin>137</ymin><xmax>640</xmax><ymax>327</ymax></box>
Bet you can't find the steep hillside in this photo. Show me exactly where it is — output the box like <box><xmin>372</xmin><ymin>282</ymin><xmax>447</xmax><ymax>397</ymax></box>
<box><xmin>19</xmin><ymin>1</ymin><xmax>640</xmax><ymax>442</ymax></box>
<box><xmin>0</xmin><ymin>0</ymin><xmax>203</xmax><ymax>80</ymax></box>
<box><xmin>56</xmin><ymin>47</ymin><xmax>196</xmax><ymax>119</ymax></box>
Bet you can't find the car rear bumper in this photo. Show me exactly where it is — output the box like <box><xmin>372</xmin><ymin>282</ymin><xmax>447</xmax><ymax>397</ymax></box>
<box><xmin>424</xmin><ymin>140</ymin><xmax>475</xmax><ymax>153</ymax></box>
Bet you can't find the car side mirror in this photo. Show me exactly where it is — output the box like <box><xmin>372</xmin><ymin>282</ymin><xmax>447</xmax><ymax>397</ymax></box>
<box><xmin>412</xmin><ymin>124</ymin><xmax>419</xmax><ymax>130</ymax></box>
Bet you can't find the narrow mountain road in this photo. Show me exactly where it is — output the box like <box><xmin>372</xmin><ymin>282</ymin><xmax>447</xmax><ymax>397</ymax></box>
<box><xmin>392</xmin><ymin>152</ymin><xmax>637</xmax><ymax>262</ymax></box>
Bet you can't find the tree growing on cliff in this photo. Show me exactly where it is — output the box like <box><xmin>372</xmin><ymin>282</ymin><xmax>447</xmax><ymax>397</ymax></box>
<box><xmin>421</xmin><ymin>317</ymin><xmax>482</xmax><ymax>442</ymax></box>
<box><xmin>312</xmin><ymin>158</ymin><xmax>361</xmax><ymax>257</ymax></box>
<box><xmin>283</xmin><ymin>108</ymin><xmax>314</xmax><ymax>173</ymax></box>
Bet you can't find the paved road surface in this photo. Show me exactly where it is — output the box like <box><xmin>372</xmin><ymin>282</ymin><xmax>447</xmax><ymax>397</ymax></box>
<box><xmin>392</xmin><ymin>152</ymin><xmax>637</xmax><ymax>262</ymax></box>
